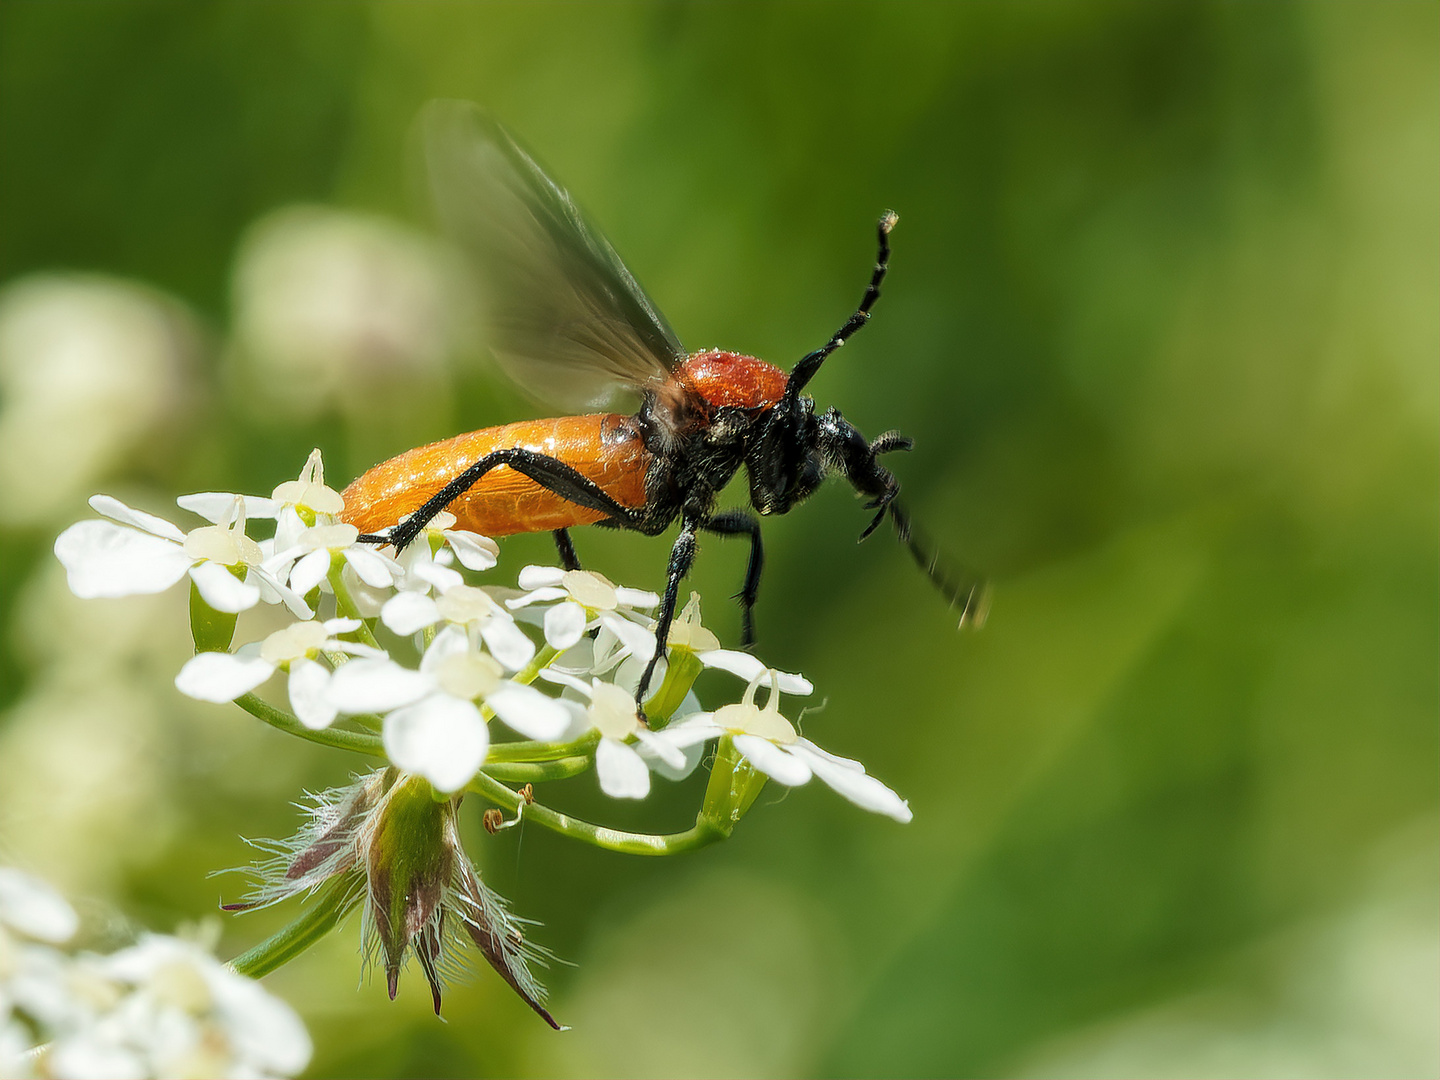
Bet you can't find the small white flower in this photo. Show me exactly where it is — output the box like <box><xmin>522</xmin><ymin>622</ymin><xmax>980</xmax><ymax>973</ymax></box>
<box><xmin>266</xmin><ymin>520</ymin><xmax>401</xmax><ymax>599</ymax></box>
<box><xmin>665</xmin><ymin>594</ymin><xmax>813</xmax><ymax>695</ymax></box>
<box><xmin>382</xmin><ymin>581</ymin><xmax>536</xmax><ymax>671</ymax></box>
<box><xmin>537</xmin><ymin>672</ymin><xmax>687</xmax><ymax>800</ymax></box>
<box><xmin>179</xmin><ymin>447</ymin><xmax>344</xmax><ymax>551</ymax></box>
<box><xmin>508</xmin><ymin>567</ymin><xmax>658</xmax><ymax>652</ymax></box>
<box><xmin>174</xmin><ymin>617</ymin><xmax>376</xmax><ymax>729</ymax></box>
<box><xmin>54</xmin><ymin>494</ymin><xmax>309</xmax><ymax>617</ymax></box>
<box><xmin>657</xmin><ymin>676</ymin><xmax>913</xmax><ymax>823</ymax></box>
<box><xmin>326</xmin><ymin>627</ymin><xmax>568</xmax><ymax>792</ymax></box>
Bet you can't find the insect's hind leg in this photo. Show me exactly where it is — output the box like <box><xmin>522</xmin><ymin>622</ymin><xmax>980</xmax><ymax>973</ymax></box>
<box><xmin>553</xmin><ymin>529</ymin><xmax>581</xmax><ymax>571</ymax></box>
<box><xmin>701</xmin><ymin>509</ymin><xmax>764</xmax><ymax>647</ymax></box>
<box><xmin>356</xmin><ymin>448</ymin><xmax>643</xmax><ymax>553</ymax></box>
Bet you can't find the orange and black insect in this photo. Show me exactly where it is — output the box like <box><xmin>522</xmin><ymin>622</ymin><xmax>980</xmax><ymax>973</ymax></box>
<box><xmin>344</xmin><ymin>101</ymin><xmax>985</xmax><ymax>712</ymax></box>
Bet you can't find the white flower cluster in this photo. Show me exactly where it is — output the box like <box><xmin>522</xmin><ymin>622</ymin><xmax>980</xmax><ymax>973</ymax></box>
<box><xmin>53</xmin><ymin>450</ymin><xmax>914</xmax><ymax>822</ymax></box>
<box><xmin>0</xmin><ymin>868</ymin><xmax>310</xmax><ymax>1079</ymax></box>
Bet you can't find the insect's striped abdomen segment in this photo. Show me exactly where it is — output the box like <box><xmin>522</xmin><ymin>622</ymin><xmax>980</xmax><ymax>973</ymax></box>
<box><xmin>341</xmin><ymin>414</ymin><xmax>652</xmax><ymax>537</ymax></box>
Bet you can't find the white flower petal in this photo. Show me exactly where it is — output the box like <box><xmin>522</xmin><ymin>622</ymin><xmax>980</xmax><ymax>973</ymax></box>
<box><xmin>383</xmin><ymin>695</ymin><xmax>489</xmax><ymax>793</ymax></box>
<box><xmin>203</xmin><ymin>960</ymin><xmax>314</xmax><ymax>1075</ymax></box>
<box><xmin>478</xmin><ymin>616</ymin><xmax>536</xmax><ymax>672</ymax></box>
<box><xmin>411</xmin><ymin>557</ymin><xmax>464</xmax><ymax>593</ymax></box>
<box><xmin>443</xmin><ymin>529</ymin><xmax>500</xmax><ymax>571</ymax></box>
<box><xmin>486</xmin><ymin>683</ymin><xmax>571</xmax><ymax>741</ymax></box>
<box><xmin>176</xmin><ymin>651</ymin><xmax>275</xmax><ymax>702</ymax></box>
<box><xmin>733</xmin><ymin>734</ymin><xmax>813</xmax><ymax>786</ymax></box>
<box><xmin>543</xmin><ymin>601</ymin><xmax>588</xmax><ymax>651</ymax></box>
<box><xmin>614</xmin><ymin>586</ymin><xmax>659</xmax><ymax>609</ymax></box>
<box><xmin>633</xmin><ymin>727</ymin><xmax>685</xmax><ymax>770</ymax></box>
<box><xmin>651</xmin><ymin>715</ymin><xmax>724</xmax><ymax>750</ymax></box>
<box><xmin>599</xmin><ymin>611</ymin><xmax>656</xmax><ymax>660</ymax></box>
<box><xmin>789</xmin><ymin>742</ymin><xmax>913</xmax><ymax>822</ymax></box>
<box><xmin>54</xmin><ymin>520</ymin><xmax>192</xmax><ymax>598</ymax></box>
<box><xmin>636</xmin><ymin>733</ymin><xmax>707</xmax><ymax>782</ymax></box>
<box><xmin>517</xmin><ymin>565</ymin><xmax>566</xmax><ymax>590</ymax></box>
<box><xmin>288</xmin><ymin>657</ymin><xmax>338</xmax><ymax>730</ymax></box>
<box><xmin>537</xmin><ymin>667</ymin><xmax>592</xmax><ymax>696</ymax></box>
<box><xmin>380</xmin><ymin>591</ymin><xmax>442</xmax><ymax>636</ymax></box>
<box><xmin>344</xmin><ymin>546</ymin><xmax>396</xmax><ymax>588</ymax></box>
<box><xmin>189</xmin><ymin>560</ymin><xmax>262</xmax><ymax>613</ymax></box>
<box><xmin>698</xmin><ymin>650</ymin><xmax>813</xmax><ymax>695</ymax></box>
<box><xmin>177</xmin><ymin>492</ymin><xmax>282</xmax><ymax>522</ymax></box>
<box><xmin>595</xmin><ymin>738</ymin><xmax>651</xmax><ymax>799</ymax></box>
<box><xmin>250</xmin><ymin>562</ymin><xmax>313</xmax><ymax>618</ymax></box>
<box><xmin>505</xmin><ymin>585</ymin><xmax>567</xmax><ymax>610</ymax></box>
<box><xmin>0</xmin><ymin>868</ymin><xmax>79</xmax><ymax>943</ymax></box>
<box><xmin>288</xmin><ymin>548</ymin><xmax>331</xmax><ymax>596</ymax></box>
<box><xmin>327</xmin><ymin>657</ymin><xmax>432</xmax><ymax>714</ymax></box>
<box><xmin>88</xmin><ymin>494</ymin><xmax>187</xmax><ymax>541</ymax></box>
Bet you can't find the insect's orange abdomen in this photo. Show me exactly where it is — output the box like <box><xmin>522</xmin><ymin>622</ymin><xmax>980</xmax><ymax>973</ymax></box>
<box><xmin>340</xmin><ymin>414</ymin><xmax>652</xmax><ymax>538</ymax></box>
<box><xmin>678</xmin><ymin>350</ymin><xmax>788</xmax><ymax>410</ymax></box>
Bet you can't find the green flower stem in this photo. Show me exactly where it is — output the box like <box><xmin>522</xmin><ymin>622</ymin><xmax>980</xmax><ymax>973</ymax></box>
<box><xmin>326</xmin><ymin>557</ymin><xmax>382</xmax><ymax>651</ymax></box>
<box><xmin>699</xmin><ymin>734</ymin><xmax>767</xmax><ymax>837</ymax></box>
<box><xmin>486</xmin><ymin>731</ymin><xmax>600</xmax><ymax>763</ymax></box>
<box><xmin>513</xmin><ymin>645</ymin><xmax>559</xmax><ymax>687</ymax></box>
<box><xmin>467</xmin><ymin>771</ymin><xmax>724</xmax><ymax>856</ymax></box>
<box><xmin>643</xmin><ymin>648</ymin><xmax>703</xmax><ymax>729</ymax></box>
<box><xmin>235</xmin><ymin>694</ymin><xmax>384</xmax><ymax>757</ymax></box>
<box><xmin>483</xmin><ymin>756</ymin><xmax>592</xmax><ymax>783</ymax></box>
<box><xmin>229</xmin><ymin>880</ymin><xmax>357</xmax><ymax>979</ymax></box>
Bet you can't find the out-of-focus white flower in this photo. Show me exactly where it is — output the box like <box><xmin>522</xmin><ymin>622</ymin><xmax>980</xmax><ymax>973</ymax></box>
<box><xmin>0</xmin><ymin>868</ymin><xmax>311</xmax><ymax>1079</ymax></box>
<box><xmin>0</xmin><ymin>276</ymin><xmax>196</xmax><ymax>527</ymax></box>
<box><xmin>326</xmin><ymin>627</ymin><xmax>567</xmax><ymax>792</ymax></box>
<box><xmin>174</xmin><ymin>617</ymin><xmax>379</xmax><ymax>729</ymax></box>
<box><xmin>0</xmin><ymin>868</ymin><xmax>79</xmax><ymax>945</ymax></box>
<box><xmin>657</xmin><ymin>676</ymin><xmax>914</xmax><ymax>823</ymax></box>
<box><xmin>230</xmin><ymin>206</ymin><xmax>459</xmax><ymax>421</ymax></box>
<box><xmin>508</xmin><ymin>567</ymin><xmax>658</xmax><ymax>653</ymax></box>
<box><xmin>54</xmin><ymin>495</ymin><xmax>308</xmax><ymax>618</ymax></box>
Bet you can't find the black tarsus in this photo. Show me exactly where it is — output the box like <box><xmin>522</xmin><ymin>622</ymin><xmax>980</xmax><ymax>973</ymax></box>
<box><xmin>784</xmin><ymin>211</ymin><xmax>897</xmax><ymax>401</ymax></box>
<box><xmin>637</xmin><ymin>514</ymin><xmax>700</xmax><ymax>718</ymax></box>
<box><xmin>701</xmin><ymin>508</ymin><xmax>764</xmax><ymax>647</ymax></box>
<box><xmin>552</xmin><ymin>528</ymin><xmax>581</xmax><ymax>571</ymax></box>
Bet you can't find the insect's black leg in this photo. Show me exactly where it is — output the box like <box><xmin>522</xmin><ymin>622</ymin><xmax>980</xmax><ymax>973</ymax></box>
<box><xmin>701</xmin><ymin>509</ymin><xmax>764</xmax><ymax>647</ymax></box>
<box><xmin>636</xmin><ymin>515</ymin><xmax>699</xmax><ymax>718</ymax></box>
<box><xmin>355</xmin><ymin>448</ymin><xmax>643</xmax><ymax>553</ymax></box>
<box><xmin>552</xmin><ymin>529</ymin><xmax>582</xmax><ymax>571</ymax></box>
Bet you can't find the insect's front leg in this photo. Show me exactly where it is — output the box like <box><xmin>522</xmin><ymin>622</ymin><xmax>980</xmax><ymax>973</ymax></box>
<box><xmin>552</xmin><ymin>529</ymin><xmax>581</xmax><ymax>571</ymax></box>
<box><xmin>636</xmin><ymin>514</ymin><xmax>699</xmax><ymax>718</ymax></box>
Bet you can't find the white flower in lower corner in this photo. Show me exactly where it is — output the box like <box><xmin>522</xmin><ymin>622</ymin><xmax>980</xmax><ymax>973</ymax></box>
<box><xmin>325</xmin><ymin>626</ymin><xmax>568</xmax><ymax>793</ymax></box>
<box><xmin>0</xmin><ymin>867</ymin><xmax>79</xmax><ymax>945</ymax></box>
<box><xmin>175</xmin><ymin>618</ymin><xmax>378</xmax><ymax>729</ymax></box>
<box><xmin>47</xmin><ymin>934</ymin><xmax>311</xmax><ymax>1080</ymax></box>
<box><xmin>657</xmin><ymin>675</ymin><xmax>914</xmax><ymax>823</ymax></box>
<box><xmin>54</xmin><ymin>494</ymin><xmax>309</xmax><ymax>617</ymax></box>
<box><xmin>507</xmin><ymin>567</ymin><xmax>658</xmax><ymax>652</ymax></box>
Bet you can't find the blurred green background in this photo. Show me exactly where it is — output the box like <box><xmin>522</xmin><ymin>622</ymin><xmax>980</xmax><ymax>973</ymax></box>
<box><xmin>1</xmin><ymin>2</ymin><xmax>1435</xmax><ymax>1076</ymax></box>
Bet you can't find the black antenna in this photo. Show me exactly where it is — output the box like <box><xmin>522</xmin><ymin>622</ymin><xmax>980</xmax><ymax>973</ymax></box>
<box><xmin>785</xmin><ymin>211</ymin><xmax>897</xmax><ymax>401</ymax></box>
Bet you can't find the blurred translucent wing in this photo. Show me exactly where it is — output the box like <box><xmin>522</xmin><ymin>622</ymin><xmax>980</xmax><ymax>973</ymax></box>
<box><xmin>423</xmin><ymin>100</ymin><xmax>686</xmax><ymax>412</ymax></box>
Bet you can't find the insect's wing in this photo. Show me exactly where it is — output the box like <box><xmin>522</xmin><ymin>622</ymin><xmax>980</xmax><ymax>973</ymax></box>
<box><xmin>423</xmin><ymin>100</ymin><xmax>686</xmax><ymax>413</ymax></box>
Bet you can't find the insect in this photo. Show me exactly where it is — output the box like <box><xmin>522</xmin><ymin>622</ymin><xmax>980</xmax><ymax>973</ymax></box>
<box><xmin>343</xmin><ymin>101</ymin><xmax>986</xmax><ymax>713</ymax></box>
